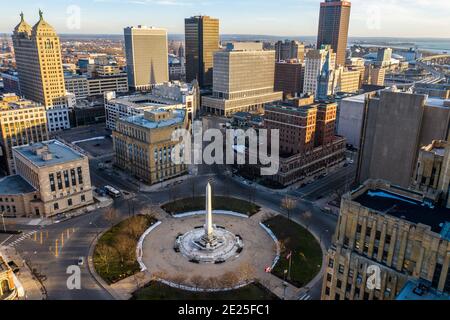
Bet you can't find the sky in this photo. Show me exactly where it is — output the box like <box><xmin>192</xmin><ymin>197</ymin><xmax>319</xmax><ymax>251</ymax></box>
<box><xmin>1</xmin><ymin>0</ymin><xmax>450</xmax><ymax>38</ymax></box>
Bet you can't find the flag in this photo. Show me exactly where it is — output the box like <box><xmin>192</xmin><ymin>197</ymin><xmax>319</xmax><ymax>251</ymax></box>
<box><xmin>286</xmin><ymin>251</ymin><xmax>292</xmax><ymax>260</ymax></box>
<box><xmin>265</xmin><ymin>266</ymin><xmax>272</xmax><ymax>273</ymax></box>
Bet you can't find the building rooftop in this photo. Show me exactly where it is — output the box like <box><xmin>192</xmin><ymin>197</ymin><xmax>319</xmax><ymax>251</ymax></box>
<box><xmin>396</xmin><ymin>280</ymin><xmax>450</xmax><ymax>300</ymax></box>
<box><xmin>123</xmin><ymin>109</ymin><xmax>185</xmax><ymax>130</ymax></box>
<box><xmin>14</xmin><ymin>140</ymin><xmax>84</xmax><ymax>167</ymax></box>
<box><xmin>425</xmin><ymin>97</ymin><xmax>450</xmax><ymax>109</ymax></box>
<box><xmin>354</xmin><ymin>188</ymin><xmax>450</xmax><ymax>233</ymax></box>
<box><xmin>0</xmin><ymin>175</ymin><xmax>36</xmax><ymax>195</ymax></box>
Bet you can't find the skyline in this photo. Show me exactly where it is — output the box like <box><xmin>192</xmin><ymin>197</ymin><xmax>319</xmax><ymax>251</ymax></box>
<box><xmin>0</xmin><ymin>0</ymin><xmax>449</xmax><ymax>38</ymax></box>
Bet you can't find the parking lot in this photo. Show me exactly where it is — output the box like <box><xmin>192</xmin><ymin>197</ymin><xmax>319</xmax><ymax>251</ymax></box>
<box><xmin>76</xmin><ymin>137</ymin><xmax>114</xmax><ymax>158</ymax></box>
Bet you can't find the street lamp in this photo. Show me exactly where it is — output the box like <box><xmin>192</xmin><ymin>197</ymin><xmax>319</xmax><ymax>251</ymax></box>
<box><xmin>0</xmin><ymin>212</ymin><xmax>6</xmax><ymax>233</ymax></box>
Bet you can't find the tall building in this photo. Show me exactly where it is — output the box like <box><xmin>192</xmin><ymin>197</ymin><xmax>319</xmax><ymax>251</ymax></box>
<box><xmin>0</xmin><ymin>94</ymin><xmax>48</xmax><ymax>175</ymax></box>
<box><xmin>185</xmin><ymin>16</ymin><xmax>220</xmax><ymax>88</ymax></box>
<box><xmin>274</xmin><ymin>60</ymin><xmax>304</xmax><ymax>99</ymax></box>
<box><xmin>317</xmin><ymin>0</ymin><xmax>351</xmax><ymax>66</ymax></box>
<box><xmin>113</xmin><ymin>109</ymin><xmax>188</xmax><ymax>184</ymax></box>
<box><xmin>0</xmin><ymin>140</ymin><xmax>94</xmax><ymax>217</ymax></box>
<box><xmin>124</xmin><ymin>26</ymin><xmax>169</xmax><ymax>91</ymax></box>
<box><xmin>275</xmin><ymin>40</ymin><xmax>305</xmax><ymax>62</ymax></box>
<box><xmin>322</xmin><ymin>179</ymin><xmax>450</xmax><ymax>300</ymax></box>
<box><xmin>260</xmin><ymin>101</ymin><xmax>345</xmax><ymax>186</ymax></box>
<box><xmin>303</xmin><ymin>46</ymin><xmax>336</xmax><ymax>96</ymax></box>
<box><xmin>12</xmin><ymin>11</ymin><xmax>70</xmax><ymax>131</ymax></box>
<box><xmin>356</xmin><ymin>89</ymin><xmax>450</xmax><ymax>188</ymax></box>
<box><xmin>202</xmin><ymin>43</ymin><xmax>283</xmax><ymax>117</ymax></box>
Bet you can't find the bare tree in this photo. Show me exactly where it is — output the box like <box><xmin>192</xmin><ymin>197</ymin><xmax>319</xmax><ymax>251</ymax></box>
<box><xmin>104</xmin><ymin>207</ymin><xmax>118</xmax><ymax>227</ymax></box>
<box><xmin>95</xmin><ymin>243</ymin><xmax>115</xmax><ymax>274</ymax></box>
<box><xmin>281</xmin><ymin>196</ymin><xmax>297</xmax><ymax>221</ymax></box>
<box><xmin>125</xmin><ymin>216</ymin><xmax>148</xmax><ymax>240</ymax></box>
<box><xmin>302</xmin><ymin>211</ymin><xmax>313</xmax><ymax>230</ymax></box>
<box><xmin>113</xmin><ymin>233</ymin><xmax>135</xmax><ymax>265</ymax></box>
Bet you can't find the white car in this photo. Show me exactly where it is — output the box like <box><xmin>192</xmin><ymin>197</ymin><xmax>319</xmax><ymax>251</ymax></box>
<box><xmin>78</xmin><ymin>257</ymin><xmax>85</xmax><ymax>266</ymax></box>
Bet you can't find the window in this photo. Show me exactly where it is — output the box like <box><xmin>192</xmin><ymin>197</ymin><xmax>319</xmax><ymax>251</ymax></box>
<box><xmin>81</xmin><ymin>195</ymin><xmax>85</xmax><ymax>202</ymax></box>
<box><xmin>328</xmin><ymin>259</ymin><xmax>334</xmax><ymax>268</ymax></box>
<box><xmin>68</xmin><ymin>199</ymin><xmax>73</xmax><ymax>206</ymax></box>
<box><xmin>64</xmin><ymin>170</ymin><xmax>70</xmax><ymax>188</ymax></box>
<box><xmin>77</xmin><ymin>167</ymin><xmax>83</xmax><ymax>185</ymax></box>
<box><xmin>327</xmin><ymin>273</ymin><xmax>332</xmax><ymax>282</ymax></box>
<box><xmin>338</xmin><ymin>264</ymin><xmax>345</xmax><ymax>274</ymax></box>
<box><xmin>57</xmin><ymin>172</ymin><xmax>63</xmax><ymax>190</ymax></box>
<box><xmin>337</xmin><ymin>280</ymin><xmax>342</xmax><ymax>289</ymax></box>
<box><xmin>54</xmin><ymin>203</ymin><xmax>59</xmax><ymax>210</ymax></box>
<box><xmin>71</xmin><ymin>169</ymin><xmax>76</xmax><ymax>185</ymax></box>
<box><xmin>49</xmin><ymin>174</ymin><xmax>56</xmax><ymax>192</ymax></box>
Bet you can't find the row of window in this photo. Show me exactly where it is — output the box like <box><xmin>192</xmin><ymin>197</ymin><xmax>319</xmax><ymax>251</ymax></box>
<box><xmin>49</xmin><ymin>167</ymin><xmax>83</xmax><ymax>192</ymax></box>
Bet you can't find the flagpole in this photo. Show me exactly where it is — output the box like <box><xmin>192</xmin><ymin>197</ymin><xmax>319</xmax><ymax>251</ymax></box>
<box><xmin>288</xmin><ymin>252</ymin><xmax>292</xmax><ymax>281</ymax></box>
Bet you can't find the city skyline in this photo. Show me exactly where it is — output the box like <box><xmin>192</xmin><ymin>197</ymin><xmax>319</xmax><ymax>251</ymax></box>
<box><xmin>0</xmin><ymin>0</ymin><xmax>449</xmax><ymax>38</ymax></box>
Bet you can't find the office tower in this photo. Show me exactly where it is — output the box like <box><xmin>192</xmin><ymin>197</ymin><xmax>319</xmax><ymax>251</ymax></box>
<box><xmin>274</xmin><ymin>60</ymin><xmax>304</xmax><ymax>99</ymax></box>
<box><xmin>317</xmin><ymin>0</ymin><xmax>351</xmax><ymax>66</ymax></box>
<box><xmin>124</xmin><ymin>25</ymin><xmax>169</xmax><ymax>91</ymax></box>
<box><xmin>113</xmin><ymin>109</ymin><xmax>188</xmax><ymax>184</ymax></box>
<box><xmin>12</xmin><ymin>11</ymin><xmax>70</xmax><ymax>131</ymax></box>
<box><xmin>0</xmin><ymin>93</ymin><xmax>49</xmax><ymax>175</ymax></box>
<box><xmin>185</xmin><ymin>16</ymin><xmax>220</xmax><ymax>88</ymax></box>
<box><xmin>275</xmin><ymin>40</ymin><xmax>305</xmax><ymax>62</ymax></box>
<box><xmin>322</xmin><ymin>179</ymin><xmax>450</xmax><ymax>300</ymax></box>
<box><xmin>377</xmin><ymin>47</ymin><xmax>393</xmax><ymax>67</ymax></box>
<box><xmin>357</xmin><ymin>89</ymin><xmax>450</xmax><ymax>188</ymax></box>
<box><xmin>303</xmin><ymin>46</ymin><xmax>336</xmax><ymax>96</ymax></box>
<box><xmin>202</xmin><ymin>42</ymin><xmax>282</xmax><ymax>117</ymax></box>
<box><xmin>364</xmin><ymin>65</ymin><xmax>386</xmax><ymax>86</ymax></box>
<box><xmin>263</xmin><ymin>101</ymin><xmax>345</xmax><ymax>186</ymax></box>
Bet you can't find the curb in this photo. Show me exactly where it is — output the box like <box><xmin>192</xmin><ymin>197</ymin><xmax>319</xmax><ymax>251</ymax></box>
<box><xmin>86</xmin><ymin>229</ymin><xmax>123</xmax><ymax>300</ymax></box>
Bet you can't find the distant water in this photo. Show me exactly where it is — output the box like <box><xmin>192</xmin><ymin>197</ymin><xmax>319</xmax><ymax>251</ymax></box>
<box><xmin>348</xmin><ymin>37</ymin><xmax>450</xmax><ymax>54</ymax></box>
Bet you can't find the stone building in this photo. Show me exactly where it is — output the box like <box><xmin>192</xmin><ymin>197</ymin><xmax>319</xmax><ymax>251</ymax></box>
<box><xmin>12</xmin><ymin>11</ymin><xmax>70</xmax><ymax>131</ymax></box>
<box><xmin>274</xmin><ymin>40</ymin><xmax>305</xmax><ymax>62</ymax></box>
<box><xmin>356</xmin><ymin>89</ymin><xmax>450</xmax><ymax>188</ymax></box>
<box><xmin>322</xmin><ymin>179</ymin><xmax>450</xmax><ymax>300</ymax></box>
<box><xmin>0</xmin><ymin>255</ymin><xmax>17</xmax><ymax>300</ymax></box>
<box><xmin>0</xmin><ymin>140</ymin><xmax>94</xmax><ymax>217</ymax></box>
<box><xmin>0</xmin><ymin>93</ymin><xmax>48</xmax><ymax>174</ymax></box>
<box><xmin>113</xmin><ymin>109</ymin><xmax>188</xmax><ymax>185</ymax></box>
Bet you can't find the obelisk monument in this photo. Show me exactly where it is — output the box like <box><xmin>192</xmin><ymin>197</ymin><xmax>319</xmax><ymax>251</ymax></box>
<box><xmin>205</xmin><ymin>182</ymin><xmax>213</xmax><ymax>240</ymax></box>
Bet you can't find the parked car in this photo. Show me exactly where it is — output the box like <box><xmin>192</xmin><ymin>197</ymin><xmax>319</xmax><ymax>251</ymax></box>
<box><xmin>78</xmin><ymin>257</ymin><xmax>85</xmax><ymax>266</ymax></box>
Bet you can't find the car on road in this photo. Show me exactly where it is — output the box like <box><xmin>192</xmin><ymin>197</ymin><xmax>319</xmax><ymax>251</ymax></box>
<box><xmin>78</xmin><ymin>257</ymin><xmax>85</xmax><ymax>266</ymax></box>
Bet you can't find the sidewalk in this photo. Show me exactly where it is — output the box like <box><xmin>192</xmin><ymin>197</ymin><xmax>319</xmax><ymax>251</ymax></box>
<box><xmin>0</xmin><ymin>245</ymin><xmax>45</xmax><ymax>300</ymax></box>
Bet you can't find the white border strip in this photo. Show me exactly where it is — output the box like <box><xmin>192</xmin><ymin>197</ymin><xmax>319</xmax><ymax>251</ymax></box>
<box><xmin>136</xmin><ymin>221</ymin><xmax>162</xmax><ymax>272</ymax></box>
<box><xmin>173</xmin><ymin>210</ymin><xmax>249</xmax><ymax>219</ymax></box>
<box><xmin>259</xmin><ymin>222</ymin><xmax>280</xmax><ymax>271</ymax></box>
<box><xmin>155</xmin><ymin>278</ymin><xmax>253</xmax><ymax>293</ymax></box>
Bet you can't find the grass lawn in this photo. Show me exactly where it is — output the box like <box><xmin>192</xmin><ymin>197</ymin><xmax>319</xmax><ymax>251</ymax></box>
<box><xmin>93</xmin><ymin>215</ymin><xmax>157</xmax><ymax>284</ymax></box>
<box><xmin>132</xmin><ymin>281</ymin><xmax>279</xmax><ymax>300</ymax></box>
<box><xmin>162</xmin><ymin>196</ymin><xmax>260</xmax><ymax>216</ymax></box>
<box><xmin>264</xmin><ymin>215</ymin><xmax>322</xmax><ymax>288</ymax></box>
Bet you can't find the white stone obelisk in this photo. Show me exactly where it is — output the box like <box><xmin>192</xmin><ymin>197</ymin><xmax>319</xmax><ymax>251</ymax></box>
<box><xmin>205</xmin><ymin>182</ymin><xmax>213</xmax><ymax>240</ymax></box>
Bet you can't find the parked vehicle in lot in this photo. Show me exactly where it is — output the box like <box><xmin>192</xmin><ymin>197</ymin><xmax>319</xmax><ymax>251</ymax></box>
<box><xmin>104</xmin><ymin>185</ymin><xmax>121</xmax><ymax>198</ymax></box>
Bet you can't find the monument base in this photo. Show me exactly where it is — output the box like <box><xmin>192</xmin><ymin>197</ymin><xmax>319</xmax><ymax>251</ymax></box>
<box><xmin>176</xmin><ymin>227</ymin><xmax>243</xmax><ymax>264</ymax></box>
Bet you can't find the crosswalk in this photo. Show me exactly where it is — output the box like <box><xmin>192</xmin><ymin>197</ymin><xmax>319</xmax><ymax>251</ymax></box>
<box><xmin>6</xmin><ymin>230</ymin><xmax>38</xmax><ymax>247</ymax></box>
<box><xmin>298</xmin><ymin>293</ymin><xmax>312</xmax><ymax>301</ymax></box>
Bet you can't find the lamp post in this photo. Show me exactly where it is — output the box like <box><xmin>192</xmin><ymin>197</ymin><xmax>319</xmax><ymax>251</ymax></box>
<box><xmin>1</xmin><ymin>212</ymin><xmax>6</xmax><ymax>232</ymax></box>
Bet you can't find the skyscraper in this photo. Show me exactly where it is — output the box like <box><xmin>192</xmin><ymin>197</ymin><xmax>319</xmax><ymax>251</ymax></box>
<box><xmin>12</xmin><ymin>11</ymin><xmax>70</xmax><ymax>131</ymax></box>
<box><xmin>275</xmin><ymin>40</ymin><xmax>305</xmax><ymax>63</ymax></box>
<box><xmin>317</xmin><ymin>0</ymin><xmax>351</xmax><ymax>66</ymax></box>
<box><xmin>185</xmin><ymin>16</ymin><xmax>220</xmax><ymax>88</ymax></box>
<box><xmin>303</xmin><ymin>46</ymin><xmax>336</xmax><ymax>97</ymax></box>
<box><xmin>124</xmin><ymin>26</ymin><xmax>169</xmax><ymax>91</ymax></box>
<box><xmin>202</xmin><ymin>42</ymin><xmax>283</xmax><ymax>117</ymax></box>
